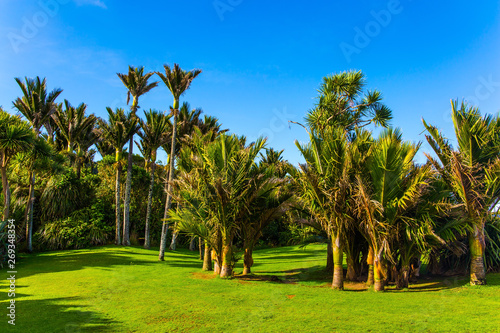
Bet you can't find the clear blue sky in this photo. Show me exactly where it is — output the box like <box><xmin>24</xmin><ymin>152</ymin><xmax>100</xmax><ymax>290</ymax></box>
<box><xmin>1</xmin><ymin>0</ymin><xmax>499</xmax><ymax>165</ymax></box>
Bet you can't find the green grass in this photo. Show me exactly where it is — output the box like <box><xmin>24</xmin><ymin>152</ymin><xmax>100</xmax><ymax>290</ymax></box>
<box><xmin>1</xmin><ymin>244</ymin><xmax>500</xmax><ymax>332</ymax></box>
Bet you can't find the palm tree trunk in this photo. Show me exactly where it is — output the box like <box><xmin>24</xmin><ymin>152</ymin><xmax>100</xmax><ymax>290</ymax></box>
<box><xmin>346</xmin><ymin>254</ymin><xmax>357</xmax><ymax>281</ymax></box>
<box><xmin>115</xmin><ymin>159</ymin><xmax>122</xmax><ymax>245</ymax></box>
<box><xmin>144</xmin><ymin>161</ymin><xmax>156</xmax><ymax>249</ymax></box>
<box><xmin>189</xmin><ymin>237</ymin><xmax>197</xmax><ymax>251</ymax></box>
<box><xmin>159</xmin><ymin>111</ymin><xmax>178</xmax><ymax>260</ymax></box>
<box><xmin>1</xmin><ymin>162</ymin><xmax>11</xmax><ymax>220</ymax></box>
<box><xmin>202</xmin><ymin>242</ymin><xmax>212</xmax><ymax>271</ymax></box>
<box><xmin>366</xmin><ymin>246</ymin><xmax>374</xmax><ymax>286</ymax></box>
<box><xmin>170</xmin><ymin>229</ymin><xmax>179</xmax><ymax>250</ymax></box>
<box><xmin>199</xmin><ymin>237</ymin><xmax>204</xmax><ymax>260</ymax></box>
<box><xmin>220</xmin><ymin>233</ymin><xmax>234</xmax><ymax>278</ymax></box>
<box><xmin>122</xmin><ymin>135</ymin><xmax>134</xmax><ymax>246</ymax></box>
<box><xmin>243</xmin><ymin>240</ymin><xmax>254</xmax><ymax>275</ymax></box>
<box><xmin>331</xmin><ymin>232</ymin><xmax>344</xmax><ymax>290</ymax></box>
<box><xmin>469</xmin><ymin>225</ymin><xmax>487</xmax><ymax>285</ymax></box>
<box><xmin>25</xmin><ymin>172</ymin><xmax>35</xmax><ymax>253</ymax></box>
<box><xmin>326</xmin><ymin>238</ymin><xmax>333</xmax><ymax>273</ymax></box>
<box><xmin>213</xmin><ymin>249</ymin><xmax>221</xmax><ymax>275</ymax></box>
<box><xmin>373</xmin><ymin>250</ymin><xmax>384</xmax><ymax>292</ymax></box>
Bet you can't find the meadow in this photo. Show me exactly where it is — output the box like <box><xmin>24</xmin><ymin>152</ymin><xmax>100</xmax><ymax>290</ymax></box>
<box><xmin>1</xmin><ymin>244</ymin><xmax>499</xmax><ymax>332</ymax></box>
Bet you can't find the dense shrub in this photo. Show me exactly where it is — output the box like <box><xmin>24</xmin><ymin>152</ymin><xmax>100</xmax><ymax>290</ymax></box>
<box><xmin>35</xmin><ymin>204</ymin><xmax>113</xmax><ymax>250</ymax></box>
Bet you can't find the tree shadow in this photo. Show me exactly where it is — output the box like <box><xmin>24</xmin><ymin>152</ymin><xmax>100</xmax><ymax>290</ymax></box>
<box><xmin>1</xmin><ymin>295</ymin><xmax>118</xmax><ymax>332</ymax></box>
<box><xmin>8</xmin><ymin>246</ymin><xmax>201</xmax><ymax>280</ymax></box>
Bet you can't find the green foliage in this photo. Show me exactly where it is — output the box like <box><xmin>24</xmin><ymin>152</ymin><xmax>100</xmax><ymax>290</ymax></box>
<box><xmin>40</xmin><ymin>172</ymin><xmax>96</xmax><ymax>221</ymax></box>
<box><xmin>35</xmin><ymin>204</ymin><xmax>113</xmax><ymax>250</ymax></box>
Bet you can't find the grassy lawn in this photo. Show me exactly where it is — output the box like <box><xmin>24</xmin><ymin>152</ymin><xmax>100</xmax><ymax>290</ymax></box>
<box><xmin>1</xmin><ymin>244</ymin><xmax>500</xmax><ymax>332</ymax></box>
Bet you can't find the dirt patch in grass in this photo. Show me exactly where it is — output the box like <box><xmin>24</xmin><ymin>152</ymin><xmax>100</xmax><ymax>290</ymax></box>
<box><xmin>190</xmin><ymin>272</ymin><xmax>217</xmax><ymax>280</ymax></box>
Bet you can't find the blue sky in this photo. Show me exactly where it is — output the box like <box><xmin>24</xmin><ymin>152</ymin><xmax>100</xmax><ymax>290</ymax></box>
<box><xmin>1</xmin><ymin>0</ymin><xmax>499</xmax><ymax>165</ymax></box>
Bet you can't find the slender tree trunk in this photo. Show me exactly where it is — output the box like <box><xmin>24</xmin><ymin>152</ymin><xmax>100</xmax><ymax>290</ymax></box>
<box><xmin>346</xmin><ymin>255</ymin><xmax>357</xmax><ymax>281</ymax></box>
<box><xmin>189</xmin><ymin>237</ymin><xmax>197</xmax><ymax>251</ymax></box>
<box><xmin>469</xmin><ymin>225</ymin><xmax>487</xmax><ymax>285</ymax></box>
<box><xmin>399</xmin><ymin>265</ymin><xmax>410</xmax><ymax>289</ymax></box>
<box><xmin>159</xmin><ymin>110</ymin><xmax>178</xmax><ymax>260</ymax></box>
<box><xmin>170</xmin><ymin>229</ymin><xmax>179</xmax><ymax>250</ymax></box>
<box><xmin>122</xmin><ymin>135</ymin><xmax>134</xmax><ymax>246</ymax></box>
<box><xmin>115</xmin><ymin>157</ymin><xmax>122</xmax><ymax>245</ymax></box>
<box><xmin>213</xmin><ymin>249</ymin><xmax>221</xmax><ymax>275</ymax></box>
<box><xmin>331</xmin><ymin>232</ymin><xmax>344</xmax><ymax>290</ymax></box>
<box><xmin>25</xmin><ymin>172</ymin><xmax>35</xmax><ymax>253</ymax></box>
<box><xmin>199</xmin><ymin>237</ymin><xmax>204</xmax><ymax>260</ymax></box>
<box><xmin>366</xmin><ymin>245</ymin><xmax>374</xmax><ymax>286</ymax></box>
<box><xmin>144</xmin><ymin>161</ymin><xmax>156</xmax><ymax>249</ymax></box>
<box><xmin>243</xmin><ymin>240</ymin><xmax>254</xmax><ymax>275</ymax></box>
<box><xmin>202</xmin><ymin>242</ymin><xmax>212</xmax><ymax>271</ymax></box>
<box><xmin>326</xmin><ymin>238</ymin><xmax>333</xmax><ymax>273</ymax></box>
<box><xmin>373</xmin><ymin>251</ymin><xmax>384</xmax><ymax>292</ymax></box>
<box><xmin>1</xmin><ymin>163</ymin><xmax>11</xmax><ymax>220</ymax></box>
<box><xmin>220</xmin><ymin>234</ymin><xmax>234</xmax><ymax>278</ymax></box>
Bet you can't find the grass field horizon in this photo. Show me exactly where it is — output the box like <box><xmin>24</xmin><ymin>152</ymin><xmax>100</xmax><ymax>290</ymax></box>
<box><xmin>2</xmin><ymin>244</ymin><xmax>500</xmax><ymax>332</ymax></box>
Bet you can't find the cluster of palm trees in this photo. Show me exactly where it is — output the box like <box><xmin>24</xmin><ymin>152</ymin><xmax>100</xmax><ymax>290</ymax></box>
<box><xmin>2</xmin><ymin>67</ymin><xmax>499</xmax><ymax>292</ymax></box>
<box><xmin>2</xmin><ymin>64</ymin><xmax>227</xmax><ymax>255</ymax></box>
<box><xmin>293</xmin><ymin>70</ymin><xmax>500</xmax><ymax>291</ymax></box>
<box><xmin>170</xmin><ymin>129</ymin><xmax>293</xmax><ymax>277</ymax></box>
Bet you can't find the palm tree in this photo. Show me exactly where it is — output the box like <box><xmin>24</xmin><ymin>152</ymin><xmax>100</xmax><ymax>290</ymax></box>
<box><xmin>98</xmin><ymin>107</ymin><xmax>139</xmax><ymax>245</ymax></box>
<box><xmin>353</xmin><ymin>128</ymin><xmax>432</xmax><ymax>291</ymax></box>
<box><xmin>295</xmin><ymin>125</ymin><xmax>352</xmax><ymax>289</ymax></box>
<box><xmin>166</xmin><ymin>102</ymin><xmax>203</xmax><ymax>250</ymax></box>
<box><xmin>422</xmin><ymin>100</ymin><xmax>500</xmax><ymax>285</ymax></box>
<box><xmin>239</xmin><ymin>150</ymin><xmax>293</xmax><ymax>274</ymax></box>
<box><xmin>305</xmin><ymin>70</ymin><xmax>392</xmax><ymax>134</ymax></box>
<box><xmin>13</xmin><ymin>76</ymin><xmax>62</xmax><ymax>252</ymax></box>
<box><xmin>171</xmin><ymin>133</ymin><xmax>266</xmax><ymax>277</ymax></box>
<box><xmin>14</xmin><ymin>137</ymin><xmax>54</xmax><ymax>252</ymax></box>
<box><xmin>117</xmin><ymin>66</ymin><xmax>158</xmax><ymax>246</ymax></box>
<box><xmin>156</xmin><ymin>64</ymin><xmax>201</xmax><ymax>260</ymax></box>
<box><xmin>0</xmin><ymin>109</ymin><xmax>35</xmax><ymax>220</ymax></box>
<box><xmin>53</xmin><ymin>100</ymin><xmax>96</xmax><ymax>153</ymax></box>
<box><xmin>137</xmin><ymin>109</ymin><xmax>171</xmax><ymax>249</ymax></box>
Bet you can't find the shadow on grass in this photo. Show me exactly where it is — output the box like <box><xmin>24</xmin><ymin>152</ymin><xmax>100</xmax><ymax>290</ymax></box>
<box><xmin>8</xmin><ymin>246</ymin><xmax>201</xmax><ymax>280</ymax></box>
<box><xmin>1</xmin><ymin>295</ymin><xmax>118</xmax><ymax>332</ymax></box>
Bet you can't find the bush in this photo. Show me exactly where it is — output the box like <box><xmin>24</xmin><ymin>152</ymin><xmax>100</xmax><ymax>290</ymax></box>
<box><xmin>35</xmin><ymin>204</ymin><xmax>113</xmax><ymax>251</ymax></box>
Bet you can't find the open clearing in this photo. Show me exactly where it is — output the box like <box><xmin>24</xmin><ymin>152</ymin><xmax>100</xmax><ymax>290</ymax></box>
<box><xmin>1</xmin><ymin>244</ymin><xmax>500</xmax><ymax>332</ymax></box>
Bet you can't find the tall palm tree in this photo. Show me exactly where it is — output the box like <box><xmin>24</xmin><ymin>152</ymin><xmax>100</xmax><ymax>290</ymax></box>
<box><xmin>98</xmin><ymin>107</ymin><xmax>139</xmax><ymax>245</ymax></box>
<box><xmin>117</xmin><ymin>66</ymin><xmax>158</xmax><ymax>246</ymax></box>
<box><xmin>13</xmin><ymin>76</ymin><xmax>62</xmax><ymax>252</ymax></box>
<box><xmin>156</xmin><ymin>64</ymin><xmax>201</xmax><ymax>260</ymax></box>
<box><xmin>0</xmin><ymin>109</ymin><xmax>35</xmax><ymax>220</ymax></box>
<box><xmin>165</xmin><ymin>102</ymin><xmax>203</xmax><ymax>250</ymax></box>
<box><xmin>137</xmin><ymin>109</ymin><xmax>171</xmax><ymax>249</ymax></box>
<box><xmin>422</xmin><ymin>100</ymin><xmax>500</xmax><ymax>285</ymax></box>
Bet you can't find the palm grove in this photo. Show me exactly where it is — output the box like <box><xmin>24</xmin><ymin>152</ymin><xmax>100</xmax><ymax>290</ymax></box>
<box><xmin>1</xmin><ymin>67</ymin><xmax>499</xmax><ymax>291</ymax></box>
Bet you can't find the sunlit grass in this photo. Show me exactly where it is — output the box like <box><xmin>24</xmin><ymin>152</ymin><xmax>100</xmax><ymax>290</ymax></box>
<box><xmin>1</xmin><ymin>244</ymin><xmax>499</xmax><ymax>332</ymax></box>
